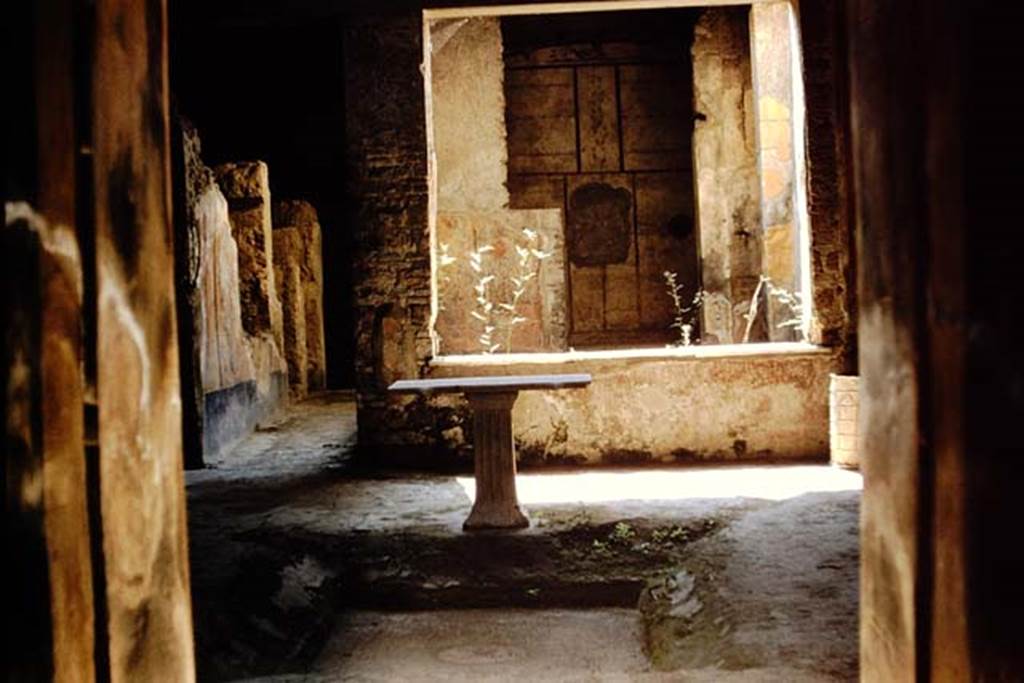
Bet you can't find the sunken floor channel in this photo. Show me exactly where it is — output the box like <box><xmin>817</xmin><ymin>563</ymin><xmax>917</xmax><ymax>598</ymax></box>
<box><xmin>186</xmin><ymin>393</ymin><xmax>860</xmax><ymax>681</ymax></box>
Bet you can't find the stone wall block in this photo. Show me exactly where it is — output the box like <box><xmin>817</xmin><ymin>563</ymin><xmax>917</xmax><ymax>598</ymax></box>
<box><xmin>751</xmin><ymin>2</ymin><xmax>800</xmax><ymax>341</ymax></box>
<box><xmin>185</xmin><ymin>131</ymin><xmax>286</xmax><ymax>460</ymax></box>
<box><xmin>435</xmin><ymin>209</ymin><xmax>565</xmax><ymax>355</ymax></box>
<box><xmin>273</xmin><ymin>199</ymin><xmax>319</xmax><ymax>228</ymax></box>
<box><xmin>272</xmin><ymin>227</ymin><xmax>308</xmax><ymax>398</ymax></box>
<box><xmin>196</xmin><ymin>186</ymin><xmax>256</xmax><ymax>393</ymax></box>
<box><xmin>692</xmin><ymin>7</ymin><xmax>764</xmax><ymax>344</ymax></box>
<box><xmin>274</xmin><ymin>200</ymin><xmax>326</xmax><ymax>391</ymax></box>
<box><xmin>430</xmin><ymin>17</ymin><xmax>509</xmax><ymax>211</ymax></box>
<box><xmin>429</xmin><ymin>351</ymin><xmax>835</xmax><ymax>464</ymax></box>
<box><xmin>176</xmin><ymin>117</ymin><xmax>208</xmax><ymax>469</ymax></box>
<box><xmin>214</xmin><ymin>161</ymin><xmax>285</xmax><ymax>355</ymax></box>
<box><xmin>577</xmin><ymin>65</ymin><xmax>621</xmax><ymax>172</ymax></box>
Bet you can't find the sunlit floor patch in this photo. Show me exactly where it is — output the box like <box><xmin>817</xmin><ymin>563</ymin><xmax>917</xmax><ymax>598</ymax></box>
<box><xmin>458</xmin><ymin>464</ymin><xmax>862</xmax><ymax>505</ymax></box>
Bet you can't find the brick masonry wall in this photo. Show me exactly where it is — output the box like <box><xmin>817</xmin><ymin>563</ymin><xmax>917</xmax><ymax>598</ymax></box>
<box><xmin>798</xmin><ymin>0</ymin><xmax>856</xmax><ymax>372</ymax></box>
<box><xmin>345</xmin><ymin>13</ymin><xmax>443</xmax><ymax>455</ymax></box>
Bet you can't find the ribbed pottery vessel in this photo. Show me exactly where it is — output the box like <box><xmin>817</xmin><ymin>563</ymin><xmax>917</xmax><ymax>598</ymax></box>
<box><xmin>829</xmin><ymin>374</ymin><xmax>860</xmax><ymax>469</ymax></box>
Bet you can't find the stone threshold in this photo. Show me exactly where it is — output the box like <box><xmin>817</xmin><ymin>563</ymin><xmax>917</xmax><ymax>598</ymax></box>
<box><xmin>432</xmin><ymin>341</ymin><xmax>831</xmax><ymax>367</ymax></box>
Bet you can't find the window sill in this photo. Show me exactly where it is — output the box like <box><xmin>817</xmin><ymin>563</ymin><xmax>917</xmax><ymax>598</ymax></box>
<box><xmin>431</xmin><ymin>341</ymin><xmax>831</xmax><ymax>367</ymax></box>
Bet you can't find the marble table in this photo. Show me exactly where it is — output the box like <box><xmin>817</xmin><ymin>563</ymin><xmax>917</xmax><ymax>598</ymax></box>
<box><xmin>388</xmin><ymin>374</ymin><xmax>592</xmax><ymax>530</ymax></box>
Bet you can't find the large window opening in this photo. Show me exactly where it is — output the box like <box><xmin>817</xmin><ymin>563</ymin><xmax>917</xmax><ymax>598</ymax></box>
<box><xmin>503</xmin><ymin>11</ymin><xmax>701</xmax><ymax>350</ymax></box>
<box><xmin>425</xmin><ymin>1</ymin><xmax>812</xmax><ymax>357</ymax></box>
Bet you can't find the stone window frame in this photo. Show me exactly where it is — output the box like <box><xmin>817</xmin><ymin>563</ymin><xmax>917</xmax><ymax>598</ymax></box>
<box><xmin>431</xmin><ymin>339</ymin><xmax>828</xmax><ymax>369</ymax></box>
<box><xmin>423</xmin><ymin>0</ymin><xmax>824</xmax><ymax>361</ymax></box>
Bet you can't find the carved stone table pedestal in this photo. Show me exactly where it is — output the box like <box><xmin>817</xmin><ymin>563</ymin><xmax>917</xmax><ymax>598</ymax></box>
<box><xmin>387</xmin><ymin>373</ymin><xmax>592</xmax><ymax>531</ymax></box>
<box><xmin>463</xmin><ymin>391</ymin><xmax>527</xmax><ymax>530</ymax></box>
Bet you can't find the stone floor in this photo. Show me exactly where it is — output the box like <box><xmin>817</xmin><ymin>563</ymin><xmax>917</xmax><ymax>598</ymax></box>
<box><xmin>187</xmin><ymin>392</ymin><xmax>861</xmax><ymax>682</ymax></box>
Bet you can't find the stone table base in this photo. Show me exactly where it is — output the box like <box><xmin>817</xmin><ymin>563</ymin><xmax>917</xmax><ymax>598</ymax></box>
<box><xmin>463</xmin><ymin>391</ymin><xmax>529</xmax><ymax>531</ymax></box>
<box><xmin>387</xmin><ymin>373</ymin><xmax>591</xmax><ymax>531</ymax></box>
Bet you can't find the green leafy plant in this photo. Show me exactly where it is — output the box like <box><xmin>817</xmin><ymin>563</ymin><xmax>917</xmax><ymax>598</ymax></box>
<box><xmin>564</xmin><ymin>506</ymin><xmax>592</xmax><ymax>529</ymax></box>
<box><xmin>497</xmin><ymin>228</ymin><xmax>550</xmax><ymax>352</ymax></box>
<box><xmin>466</xmin><ymin>229</ymin><xmax>551</xmax><ymax>354</ymax></box>
<box><xmin>436</xmin><ymin>242</ymin><xmax>457</xmax><ymax>313</ymax></box>
<box><xmin>651</xmin><ymin>525</ymin><xmax>690</xmax><ymax>545</ymax></box>
<box><xmin>663</xmin><ymin>271</ymin><xmax>704</xmax><ymax>346</ymax></box>
<box><xmin>434</xmin><ymin>242</ymin><xmax>458</xmax><ymax>350</ymax></box>
<box><xmin>468</xmin><ymin>245</ymin><xmax>499</xmax><ymax>353</ymax></box>
<box><xmin>741</xmin><ymin>275</ymin><xmax>806</xmax><ymax>343</ymax></box>
<box><xmin>610</xmin><ymin>521</ymin><xmax>637</xmax><ymax>545</ymax></box>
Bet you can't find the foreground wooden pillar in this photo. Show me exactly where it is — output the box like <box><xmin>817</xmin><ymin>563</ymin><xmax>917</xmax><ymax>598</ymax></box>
<box><xmin>93</xmin><ymin>0</ymin><xmax>196</xmax><ymax>679</ymax></box>
<box><xmin>3</xmin><ymin>207</ymin><xmax>94</xmax><ymax>681</ymax></box>
<box><xmin>464</xmin><ymin>391</ymin><xmax>528</xmax><ymax>531</ymax></box>
<box><xmin>4</xmin><ymin>0</ymin><xmax>94</xmax><ymax>678</ymax></box>
<box><xmin>850</xmin><ymin>0</ymin><xmax>1023</xmax><ymax>679</ymax></box>
<box><xmin>6</xmin><ymin>0</ymin><xmax>197</xmax><ymax>678</ymax></box>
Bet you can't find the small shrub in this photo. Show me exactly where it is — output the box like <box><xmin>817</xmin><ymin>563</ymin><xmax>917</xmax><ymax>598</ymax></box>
<box><xmin>663</xmin><ymin>271</ymin><xmax>704</xmax><ymax>346</ymax></box>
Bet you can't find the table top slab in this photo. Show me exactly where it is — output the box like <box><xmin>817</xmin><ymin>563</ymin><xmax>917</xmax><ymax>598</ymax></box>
<box><xmin>388</xmin><ymin>373</ymin><xmax>592</xmax><ymax>395</ymax></box>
